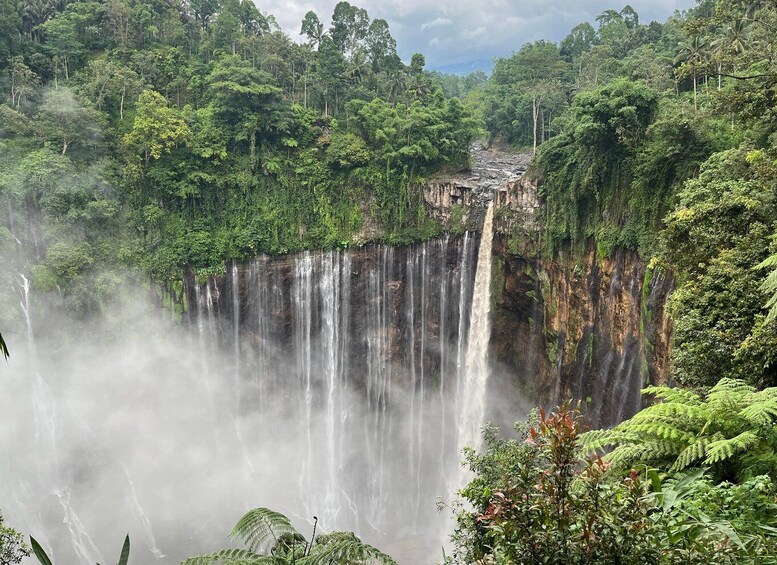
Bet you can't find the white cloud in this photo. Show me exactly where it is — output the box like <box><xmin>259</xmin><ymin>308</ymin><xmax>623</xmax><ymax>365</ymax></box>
<box><xmin>254</xmin><ymin>0</ymin><xmax>697</xmax><ymax>69</ymax></box>
<box><xmin>421</xmin><ymin>17</ymin><xmax>453</xmax><ymax>31</ymax></box>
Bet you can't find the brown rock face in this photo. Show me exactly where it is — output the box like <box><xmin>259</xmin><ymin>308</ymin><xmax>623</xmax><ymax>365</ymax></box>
<box><xmin>425</xmin><ymin>143</ymin><xmax>673</xmax><ymax>426</ymax></box>
<box><xmin>490</xmin><ymin>238</ymin><xmax>673</xmax><ymax>427</ymax></box>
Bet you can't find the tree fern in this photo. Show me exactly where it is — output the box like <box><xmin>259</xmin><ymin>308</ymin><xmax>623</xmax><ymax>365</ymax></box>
<box><xmin>180</xmin><ymin>509</ymin><xmax>397</xmax><ymax>565</ymax></box>
<box><xmin>704</xmin><ymin>431</ymin><xmax>760</xmax><ymax>465</ymax></box>
<box><xmin>757</xmin><ymin>251</ymin><xmax>777</xmax><ymax>323</ymax></box>
<box><xmin>180</xmin><ymin>548</ymin><xmax>284</xmax><ymax>565</ymax></box>
<box><xmin>582</xmin><ymin>377</ymin><xmax>777</xmax><ymax>481</ymax></box>
<box><xmin>230</xmin><ymin>509</ymin><xmax>301</xmax><ymax>555</ymax></box>
<box><xmin>300</xmin><ymin>537</ymin><xmax>397</xmax><ymax>565</ymax></box>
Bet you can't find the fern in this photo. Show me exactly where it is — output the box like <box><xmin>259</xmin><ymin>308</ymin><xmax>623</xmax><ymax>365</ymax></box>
<box><xmin>671</xmin><ymin>438</ymin><xmax>710</xmax><ymax>471</ymax></box>
<box><xmin>704</xmin><ymin>431</ymin><xmax>760</xmax><ymax>465</ymax></box>
<box><xmin>583</xmin><ymin>377</ymin><xmax>777</xmax><ymax>482</ymax></box>
<box><xmin>180</xmin><ymin>548</ymin><xmax>283</xmax><ymax>564</ymax></box>
<box><xmin>231</xmin><ymin>509</ymin><xmax>300</xmax><ymax>554</ymax></box>
<box><xmin>301</xmin><ymin>539</ymin><xmax>397</xmax><ymax>565</ymax></box>
<box><xmin>642</xmin><ymin>386</ymin><xmax>702</xmax><ymax>405</ymax></box>
<box><xmin>180</xmin><ymin>509</ymin><xmax>397</xmax><ymax>565</ymax></box>
<box><xmin>739</xmin><ymin>400</ymin><xmax>777</xmax><ymax>427</ymax></box>
<box><xmin>757</xmin><ymin>251</ymin><xmax>777</xmax><ymax>323</ymax></box>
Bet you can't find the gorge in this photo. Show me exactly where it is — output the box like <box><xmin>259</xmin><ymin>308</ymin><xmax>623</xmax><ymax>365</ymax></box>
<box><xmin>1</xmin><ymin>144</ymin><xmax>673</xmax><ymax>564</ymax></box>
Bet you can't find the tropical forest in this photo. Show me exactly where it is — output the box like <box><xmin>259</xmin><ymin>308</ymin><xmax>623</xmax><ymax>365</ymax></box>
<box><xmin>2</xmin><ymin>0</ymin><xmax>777</xmax><ymax>562</ymax></box>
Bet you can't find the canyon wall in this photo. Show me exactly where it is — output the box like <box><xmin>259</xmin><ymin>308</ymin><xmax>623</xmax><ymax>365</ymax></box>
<box><xmin>424</xmin><ymin>146</ymin><xmax>673</xmax><ymax>426</ymax></box>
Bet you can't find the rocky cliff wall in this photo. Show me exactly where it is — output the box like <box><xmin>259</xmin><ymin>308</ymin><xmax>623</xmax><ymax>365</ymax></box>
<box><xmin>426</xmin><ymin>145</ymin><xmax>673</xmax><ymax>425</ymax></box>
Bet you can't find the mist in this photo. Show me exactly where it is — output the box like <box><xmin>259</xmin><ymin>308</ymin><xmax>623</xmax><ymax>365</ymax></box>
<box><xmin>1</xmin><ymin>236</ymin><xmax>527</xmax><ymax>565</ymax></box>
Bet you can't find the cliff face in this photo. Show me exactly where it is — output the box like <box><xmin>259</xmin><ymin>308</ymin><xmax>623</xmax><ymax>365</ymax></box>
<box><xmin>426</xmin><ymin>146</ymin><xmax>673</xmax><ymax>425</ymax></box>
<box><xmin>489</xmin><ymin>238</ymin><xmax>673</xmax><ymax>426</ymax></box>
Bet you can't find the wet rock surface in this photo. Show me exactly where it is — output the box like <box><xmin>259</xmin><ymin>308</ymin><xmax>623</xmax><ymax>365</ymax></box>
<box><xmin>424</xmin><ymin>142</ymin><xmax>536</xmax><ymax>228</ymax></box>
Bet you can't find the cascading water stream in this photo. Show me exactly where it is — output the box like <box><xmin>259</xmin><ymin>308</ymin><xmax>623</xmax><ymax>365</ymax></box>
<box><xmin>455</xmin><ymin>200</ymin><xmax>495</xmax><ymax>482</ymax></box>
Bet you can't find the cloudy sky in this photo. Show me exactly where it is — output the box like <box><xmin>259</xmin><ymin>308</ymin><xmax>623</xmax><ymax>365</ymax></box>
<box><xmin>258</xmin><ymin>0</ymin><xmax>697</xmax><ymax>71</ymax></box>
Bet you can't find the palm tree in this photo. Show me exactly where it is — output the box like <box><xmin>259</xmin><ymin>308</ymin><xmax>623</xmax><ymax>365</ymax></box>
<box><xmin>181</xmin><ymin>508</ymin><xmax>397</xmax><ymax>565</ymax></box>
<box><xmin>675</xmin><ymin>35</ymin><xmax>709</xmax><ymax>110</ymax></box>
<box><xmin>712</xmin><ymin>18</ymin><xmax>748</xmax><ymax>80</ymax></box>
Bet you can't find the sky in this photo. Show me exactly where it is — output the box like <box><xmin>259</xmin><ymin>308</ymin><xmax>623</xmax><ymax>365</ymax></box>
<box><xmin>258</xmin><ymin>0</ymin><xmax>698</xmax><ymax>72</ymax></box>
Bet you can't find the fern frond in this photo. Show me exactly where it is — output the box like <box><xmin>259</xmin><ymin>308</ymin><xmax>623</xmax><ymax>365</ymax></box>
<box><xmin>739</xmin><ymin>400</ymin><xmax>777</xmax><ymax>427</ymax></box>
<box><xmin>230</xmin><ymin>509</ymin><xmax>300</xmax><ymax>554</ymax></box>
<box><xmin>629</xmin><ymin>401</ymin><xmax>708</xmax><ymax>422</ymax></box>
<box><xmin>708</xmin><ymin>378</ymin><xmax>755</xmax><ymax>398</ymax></box>
<box><xmin>180</xmin><ymin>548</ymin><xmax>282</xmax><ymax>564</ymax></box>
<box><xmin>704</xmin><ymin>431</ymin><xmax>760</xmax><ymax>465</ymax></box>
<box><xmin>615</xmin><ymin>422</ymin><xmax>695</xmax><ymax>443</ymax></box>
<box><xmin>579</xmin><ymin>429</ymin><xmax>639</xmax><ymax>453</ymax></box>
<box><xmin>301</xmin><ymin>539</ymin><xmax>397</xmax><ymax>565</ymax></box>
<box><xmin>670</xmin><ymin>438</ymin><xmax>710</xmax><ymax>472</ymax></box>
<box><xmin>642</xmin><ymin>386</ymin><xmax>702</xmax><ymax>405</ymax></box>
<box><xmin>606</xmin><ymin>441</ymin><xmax>680</xmax><ymax>467</ymax></box>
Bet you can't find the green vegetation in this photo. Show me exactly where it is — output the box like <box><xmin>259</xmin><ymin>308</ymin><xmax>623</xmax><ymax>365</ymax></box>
<box><xmin>450</xmin><ymin>402</ymin><xmax>777</xmax><ymax>564</ymax></box>
<box><xmin>581</xmin><ymin>378</ymin><xmax>777</xmax><ymax>482</ymax></box>
<box><xmin>0</xmin><ymin>511</ymin><xmax>29</xmax><ymax>564</ymax></box>
<box><xmin>0</xmin><ymin>0</ymin><xmax>478</xmax><ymax>316</ymax></box>
<box><xmin>474</xmin><ymin>1</ymin><xmax>777</xmax><ymax>389</ymax></box>
<box><xmin>29</xmin><ymin>534</ymin><xmax>129</xmax><ymax>565</ymax></box>
<box><xmin>181</xmin><ymin>507</ymin><xmax>396</xmax><ymax>565</ymax></box>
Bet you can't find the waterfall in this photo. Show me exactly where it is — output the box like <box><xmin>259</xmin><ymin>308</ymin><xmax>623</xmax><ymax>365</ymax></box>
<box><xmin>456</xmin><ymin>201</ymin><xmax>495</xmax><ymax>473</ymax></box>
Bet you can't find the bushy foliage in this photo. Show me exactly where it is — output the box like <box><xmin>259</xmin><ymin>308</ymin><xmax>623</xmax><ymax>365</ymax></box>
<box><xmin>0</xmin><ymin>511</ymin><xmax>29</xmax><ymax>565</ymax></box>
<box><xmin>450</xmin><ymin>403</ymin><xmax>777</xmax><ymax>564</ymax></box>
<box><xmin>661</xmin><ymin>146</ymin><xmax>777</xmax><ymax>388</ymax></box>
<box><xmin>535</xmin><ymin>78</ymin><xmax>659</xmax><ymax>253</ymax></box>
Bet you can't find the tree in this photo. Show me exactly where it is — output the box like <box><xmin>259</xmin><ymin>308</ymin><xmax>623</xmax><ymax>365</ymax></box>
<box><xmin>123</xmin><ymin>90</ymin><xmax>191</xmax><ymax>165</ymax></box>
<box><xmin>8</xmin><ymin>57</ymin><xmax>39</xmax><ymax>108</ymax></box>
<box><xmin>205</xmin><ymin>56</ymin><xmax>283</xmax><ymax>168</ymax></box>
<box><xmin>675</xmin><ymin>35</ymin><xmax>709</xmax><ymax>110</ymax></box>
<box><xmin>560</xmin><ymin>22</ymin><xmax>595</xmax><ymax>60</ymax></box>
<box><xmin>37</xmin><ymin>87</ymin><xmax>103</xmax><ymax>156</ymax></box>
<box><xmin>365</xmin><ymin>18</ymin><xmax>395</xmax><ymax>71</ymax></box>
<box><xmin>181</xmin><ymin>507</ymin><xmax>396</xmax><ymax>564</ymax></box>
<box><xmin>0</xmin><ymin>511</ymin><xmax>29</xmax><ymax>564</ymax></box>
<box><xmin>329</xmin><ymin>1</ymin><xmax>368</xmax><ymax>58</ymax></box>
<box><xmin>512</xmin><ymin>41</ymin><xmax>568</xmax><ymax>154</ymax></box>
<box><xmin>300</xmin><ymin>11</ymin><xmax>324</xmax><ymax>50</ymax></box>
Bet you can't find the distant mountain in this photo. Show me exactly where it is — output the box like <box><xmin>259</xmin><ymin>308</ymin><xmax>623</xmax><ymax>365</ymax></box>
<box><xmin>430</xmin><ymin>58</ymin><xmax>495</xmax><ymax>76</ymax></box>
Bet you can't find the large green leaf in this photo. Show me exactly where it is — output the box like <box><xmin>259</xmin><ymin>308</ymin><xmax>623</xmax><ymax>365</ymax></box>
<box><xmin>30</xmin><ymin>536</ymin><xmax>53</xmax><ymax>565</ymax></box>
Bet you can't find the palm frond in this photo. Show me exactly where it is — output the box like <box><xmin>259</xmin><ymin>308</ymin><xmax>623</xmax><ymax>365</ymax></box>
<box><xmin>230</xmin><ymin>508</ymin><xmax>300</xmax><ymax>554</ymax></box>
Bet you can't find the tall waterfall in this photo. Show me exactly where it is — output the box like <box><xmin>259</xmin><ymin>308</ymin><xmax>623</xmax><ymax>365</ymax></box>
<box><xmin>456</xmin><ymin>201</ymin><xmax>495</xmax><ymax>461</ymax></box>
<box><xmin>4</xmin><ymin>232</ymin><xmax>500</xmax><ymax>565</ymax></box>
<box><xmin>186</xmin><ymin>236</ymin><xmax>481</xmax><ymax>559</ymax></box>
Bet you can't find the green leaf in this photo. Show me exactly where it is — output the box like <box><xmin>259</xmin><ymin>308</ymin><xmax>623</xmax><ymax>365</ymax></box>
<box><xmin>30</xmin><ymin>536</ymin><xmax>53</xmax><ymax>565</ymax></box>
<box><xmin>118</xmin><ymin>534</ymin><xmax>130</xmax><ymax>565</ymax></box>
